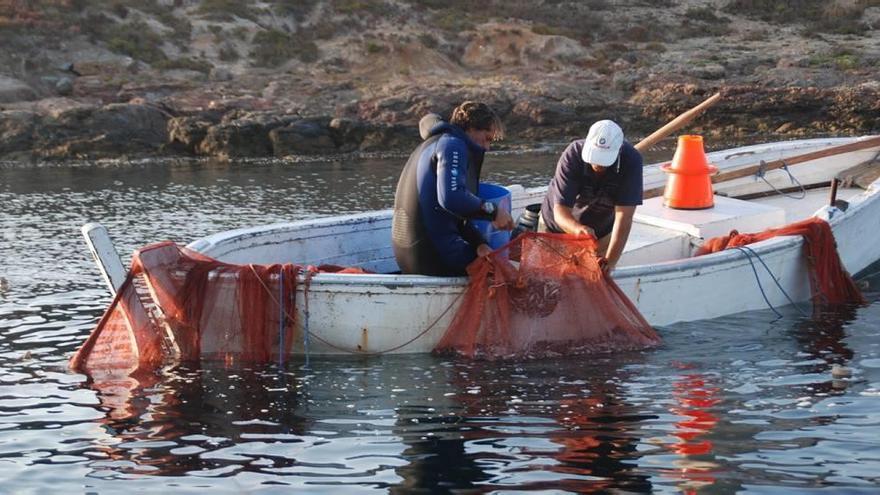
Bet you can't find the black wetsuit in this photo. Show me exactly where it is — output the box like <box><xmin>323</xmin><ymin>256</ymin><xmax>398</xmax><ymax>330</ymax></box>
<box><xmin>391</xmin><ymin>123</ymin><xmax>488</xmax><ymax>276</ymax></box>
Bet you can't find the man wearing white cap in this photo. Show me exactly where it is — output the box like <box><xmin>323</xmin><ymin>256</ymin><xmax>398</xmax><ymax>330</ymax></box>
<box><xmin>539</xmin><ymin>120</ymin><xmax>643</xmax><ymax>273</ymax></box>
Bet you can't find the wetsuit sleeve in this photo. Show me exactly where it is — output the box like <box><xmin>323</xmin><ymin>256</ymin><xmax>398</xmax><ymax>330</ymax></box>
<box><xmin>615</xmin><ymin>144</ymin><xmax>644</xmax><ymax>206</ymax></box>
<box><xmin>436</xmin><ymin>140</ymin><xmax>483</xmax><ymax>217</ymax></box>
<box><xmin>461</xmin><ymin>220</ymin><xmax>488</xmax><ymax>247</ymax></box>
<box><xmin>548</xmin><ymin>142</ymin><xmax>583</xmax><ymax>208</ymax></box>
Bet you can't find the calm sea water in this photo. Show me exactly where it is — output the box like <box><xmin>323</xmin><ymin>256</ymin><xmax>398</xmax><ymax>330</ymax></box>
<box><xmin>1</xmin><ymin>153</ymin><xmax>880</xmax><ymax>494</ymax></box>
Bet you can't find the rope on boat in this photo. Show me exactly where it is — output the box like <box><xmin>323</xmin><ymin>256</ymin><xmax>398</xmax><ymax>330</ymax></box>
<box><xmin>755</xmin><ymin>160</ymin><xmax>806</xmax><ymax>200</ymax></box>
<box><xmin>278</xmin><ymin>269</ymin><xmax>284</xmax><ymax>367</ymax></box>
<box><xmin>248</xmin><ymin>265</ymin><xmax>464</xmax><ymax>356</ymax></box>
<box><xmin>734</xmin><ymin>246</ymin><xmax>808</xmax><ymax>318</ymax></box>
<box><xmin>303</xmin><ymin>269</ymin><xmax>312</xmax><ymax>367</ymax></box>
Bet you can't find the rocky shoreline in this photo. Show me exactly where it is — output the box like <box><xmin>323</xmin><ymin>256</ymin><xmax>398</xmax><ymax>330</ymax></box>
<box><xmin>2</xmin><ymin>2</ymin><xmax>879</xmax><ymax>163</ymax></box>
<box><xmin>3</xmin><ymin>80</ymin><xmax>878</xmax><ymax>163</ymax></box>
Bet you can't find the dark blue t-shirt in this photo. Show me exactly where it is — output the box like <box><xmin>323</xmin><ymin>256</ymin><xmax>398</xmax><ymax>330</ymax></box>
<box><xmin>540</xmin><ymin>139</ymin><xmax>643</xmax><ymax>237</ymax></box>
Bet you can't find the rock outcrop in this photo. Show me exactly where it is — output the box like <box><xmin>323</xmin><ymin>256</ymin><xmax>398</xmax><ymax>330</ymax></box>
<box><xmin>0</xmin><ymin>1</ymin><xmax>878</xmax><ymax>161</ymax></box>
<box><xmin>0</xmin><ymin>76</ymin><xmax>37</xmax><ymax>103</ymax></box>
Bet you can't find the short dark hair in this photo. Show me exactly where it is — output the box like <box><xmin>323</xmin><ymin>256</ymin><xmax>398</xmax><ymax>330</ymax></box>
<box><xmin>449</xmin><ymin>101</ymin><xmax>504</xmax><ymax>140</ymax></box>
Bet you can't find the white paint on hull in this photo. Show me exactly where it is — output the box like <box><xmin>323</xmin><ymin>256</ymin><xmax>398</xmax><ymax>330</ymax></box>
<box><xmin>82</xmin><ymin>223</ymin><xmax>126</xmax><ymax>296</ymax></box>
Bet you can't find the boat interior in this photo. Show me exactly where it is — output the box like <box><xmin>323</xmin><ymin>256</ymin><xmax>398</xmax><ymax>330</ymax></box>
<box><xmin>187</xmin><ymin>138</ymin><xmax>880</xmax><ymax>275</ymax></box>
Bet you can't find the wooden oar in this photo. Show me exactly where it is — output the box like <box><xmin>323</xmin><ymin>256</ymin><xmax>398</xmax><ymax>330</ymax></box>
<box><xmin>643</xmin><ymin>135</ymin><xmax>880</xmax><ymax>199</ymax></box>
<box><xmin>634</xmin><ymin>92</ymin><xmax>721</xmax><ymax>153</ymax></box>
<box><xmin>709</xmin><ymin>135</ymin><xmax>880</xmax><ymax>183</ymax></box>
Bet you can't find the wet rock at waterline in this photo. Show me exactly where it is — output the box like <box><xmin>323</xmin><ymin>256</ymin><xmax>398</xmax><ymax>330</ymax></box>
<box><xmin>270</xmin><ymin>119</ymin><xmax>336</xmax><ymax>157</ymax></box>
<box><xmin>1</xmin><ymin>83</ymin><xmax>878</xmax><ymax>161</ymax></box>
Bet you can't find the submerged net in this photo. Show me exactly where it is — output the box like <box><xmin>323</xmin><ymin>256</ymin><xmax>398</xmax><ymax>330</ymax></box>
<box><xmin>70</xmin><ymin>242</ymin><xmax>371</xmax><ymax>376</ymax></box>
<box><xmin>434</xmin><ymin>232</ymin><xmax>661</xmax><ymax>359</ymax></box>
<box><xmin>695</xmin><ymin>217</ymin><xmax>865</xmax><ymax>306</ymax></box>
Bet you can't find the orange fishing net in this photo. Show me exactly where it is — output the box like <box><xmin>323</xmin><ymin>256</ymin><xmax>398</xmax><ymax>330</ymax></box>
<box><xmin>70</xmin><ymin>242</ymin><xmax>371</xmax><ymax>376</ymax></box>
<box><xmin>434</xmin><ymin>232</ymin><xmax>661</xmax><ymax>359</ymax></box>
<box><xmin>695</xmin><ymin>217</ymin><xmax>865</xmax><ymax>306</ymax></box>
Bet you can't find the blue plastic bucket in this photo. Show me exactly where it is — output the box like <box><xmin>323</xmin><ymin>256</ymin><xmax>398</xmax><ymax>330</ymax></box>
<box><xmin>473</xmin><ymin>183</ymin><xmax>512</xmax><ymax>250</ymax></box>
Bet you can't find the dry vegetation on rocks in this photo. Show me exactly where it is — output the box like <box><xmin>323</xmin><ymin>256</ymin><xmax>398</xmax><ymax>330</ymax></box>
<box><xmin>0</xmin><ymin>0</ymin><xmax>878</xmax><ymax>160</ymax></box>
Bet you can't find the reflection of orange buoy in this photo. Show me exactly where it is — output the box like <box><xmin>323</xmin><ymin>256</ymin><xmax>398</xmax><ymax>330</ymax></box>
<box><xmin>673</xmin><ymin>440</ymin><xmax>713</xmax><ymax>456</ymax></box>
<box><xmin>661</xmin><ymin>135</ymin><xmax>718</xmax><ymax>210</ymax></box>
<box><xmin>670</xmin><ymin>374</ymin><xmax>719</xmax><ymax>458</ymax></box>
<box><xmin>672</xmin><ymin>407</ymin><xmax>718</xmax><ymax>442</ymax></box>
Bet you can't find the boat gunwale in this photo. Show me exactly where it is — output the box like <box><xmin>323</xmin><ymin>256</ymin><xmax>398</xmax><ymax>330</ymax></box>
<box><xmin>185</xmin><ymin>136</ymin><xmax>879</xmax><ymax>290</ymax></box>
<box><xmin>300</xmin><ymin>233</ymin><xmax>805</xmax><ymax>289</ymax></box>
<box><xmin>187</xmin><ymin>137</ymin><xmax>868</xmax><ymax>254</ymax></box>
<box><xmin>304</xmin><ymin>175</ymin><xmax>880</xmax><ymax>289</ymax></box>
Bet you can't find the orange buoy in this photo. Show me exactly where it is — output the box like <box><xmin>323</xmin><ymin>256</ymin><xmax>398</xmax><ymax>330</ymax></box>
<box><xmin>661</xmin><ymin>135</ymin><xmax>718</xmax><ymax>210</ymax></box>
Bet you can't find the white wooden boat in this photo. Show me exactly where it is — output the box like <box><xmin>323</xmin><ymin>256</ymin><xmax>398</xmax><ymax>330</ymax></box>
<box><xmin>84</xmin><ymin>136</ymin><xmax>880</xmax><ymax>356</ymax></box>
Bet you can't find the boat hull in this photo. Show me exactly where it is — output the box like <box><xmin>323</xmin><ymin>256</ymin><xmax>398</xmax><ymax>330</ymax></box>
<box><xmin>139</xmin><ymin>138</ymin><xmax>880</xmax><ymax>355</ymax></box>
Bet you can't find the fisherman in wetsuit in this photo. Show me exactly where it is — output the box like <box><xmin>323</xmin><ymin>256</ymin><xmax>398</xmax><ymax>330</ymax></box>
<box><xmin>539</xmin><ymin>120</ymin><xmax>643</xmax><ymax>274</ymax></box>
<box><xmin>392</xmin><ymin>102</ymin><xmax>513</xmax><ymax>276</ymax></box>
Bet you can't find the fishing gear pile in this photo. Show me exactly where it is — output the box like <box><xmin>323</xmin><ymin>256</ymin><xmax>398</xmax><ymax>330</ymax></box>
<box><xmin>434</xmin><ymin>232</ymin><xmax>661</xmax><ymax>359</ymax></box>
<box><xmin>696</xmin><ymin>217</ymin><xmax>865</xmax><ymax>307</ymax></box>
<box><xmin>70</xmin><ymin>242</ymin><xmax>367</xmax><ymax>376</ymax></box>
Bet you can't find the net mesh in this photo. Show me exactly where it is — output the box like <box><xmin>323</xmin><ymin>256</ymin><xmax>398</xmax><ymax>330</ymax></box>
<box><xmin>70</xmin><ymin>242</ymin><xmax>375</xmax><ymax>375</ymax></box>
<box><xmin>695</xmin><ymin>217</ymin><xmax>866</xmax><ymax>306</ymax></box>
<box><xmin>434</xmin><ymin>232</ymin><xmax>661</xmax><ymax>359</ymax></box>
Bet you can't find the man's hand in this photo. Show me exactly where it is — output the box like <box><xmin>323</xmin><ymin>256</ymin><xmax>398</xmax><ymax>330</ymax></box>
<box><xmin>554</xmin><ymin>203</ymin><xmax>596</xmax><ymax>238</ymax></box>
<box><xmin>492</xmin><ymin>208</ymin><xmax>514</xmax><ymax>230</ymax></box>
<box><xmin>603</xmin><ymin>205</ymin><xmax>636</xmax><ymax>274</ymax></box>
<box><xmin>597</xmin><ymin>256</ymin><xmax>615</xmax><ymax>275</ymax></box>
<box><xmin>476</xmin><ymin>244</ymin><xmax>493</xmax><ymax>257</ymax></box>
<box><xmin>573</xmin><ymin>224</ymin><xmax>596</xmax><ymax>238</ymax></box>
<box><xmin>606</xmin><ymin>260</ymin><xmax>616</xmax><ymax>274</ymax></box>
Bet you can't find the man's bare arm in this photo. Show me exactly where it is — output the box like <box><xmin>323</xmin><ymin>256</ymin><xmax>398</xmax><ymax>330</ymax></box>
<box><xmin>603</xmin><ymin>205</ymin><xmax>636</xmax><ymax>272</ymax></box>
<box><xmin>552</xmin><ymin>203</ymin><xmax>594</xmax><ymax>237</ymax></box>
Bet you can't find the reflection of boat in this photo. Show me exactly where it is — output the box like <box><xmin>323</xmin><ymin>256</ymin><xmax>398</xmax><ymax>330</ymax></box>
<box><xmin>81</xmin><ymin>355</ymin><xmax>658</xmax><ymax>490</ymax></box>
<box><xmin>79</xmin><ymin>137</ymin><xmax>880</xmax><ymax>361</ymax></box>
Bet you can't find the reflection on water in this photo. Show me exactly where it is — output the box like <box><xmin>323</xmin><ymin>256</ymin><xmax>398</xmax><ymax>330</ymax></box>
<box><xmin>75</xmin><ymin>355</ymin><xmax>665</xmax><ymax>492</ymax></box>
<box><xmin>2</xmin><ymin>156</ymin><xmax>880</xmax><ymax>493</ymax></box>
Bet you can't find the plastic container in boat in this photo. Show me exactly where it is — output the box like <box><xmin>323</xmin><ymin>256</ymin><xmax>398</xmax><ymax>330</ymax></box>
<box><xmin>473</xmin><ymin>183</ymin><xmax>512</xmax><ymax>250</ymax></box>
<box><xmin>512</xmin><ymin>203</ymin><xmax>541</xmax><ymax>239</ymax></box>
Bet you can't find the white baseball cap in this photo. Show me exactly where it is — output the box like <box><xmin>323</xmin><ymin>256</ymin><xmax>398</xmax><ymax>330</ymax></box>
<box><xmin>581</xmin><ymin>119</ymin><xmax>624</xmax><ymax>166</ymax></box>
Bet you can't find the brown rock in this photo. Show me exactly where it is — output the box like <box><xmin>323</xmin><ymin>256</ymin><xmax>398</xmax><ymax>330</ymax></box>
<box><xmin>359</xmin><ymin>124</ymin><xmax>419</xmax><ymax>152</ymax></box>
<box><xmin>329</xmin><ymin>118</ymin><xmax>368</xmax><ymax>152</ymax></box>
<box><xmin>270</xmin><ymin>120</ymin><xmax>336</xmax><ymax>157</ymax></box>
<box><xmin>167</xmin><ymin>116</ymin><xmax>213</xmax><ymax>153</ymax></box>
<box><xmin>35</xmin><ymin>102</ymin><xmax>170</xmax><ymax>159</ymax></box>
<box><xmin>198</xmin><ymin>113</ymin><xmax>297</xmax><ymax>157</ymax></box>
<box><xmin>0</xmin><ymin>110</ymin><xmax>39</xmax><ymax>156</ymax></box>
<box><xmin>32</xmin><ymin>97</ymin><xmax>94</xmax><ymax>119</ymax></box>
<box><xmin>509</xmin><ymin>99</ymin><xmax>578</xmax><ymax>127</ymax></box>
<box><xmin>0</xmin><ymin>76</ymin><xmax>37</xmax><ymax>103</ymax></box>
<box><xmin>775</xmin><ymin>122</ymin><xmax>794</xmax><ymax>133</ymax></box>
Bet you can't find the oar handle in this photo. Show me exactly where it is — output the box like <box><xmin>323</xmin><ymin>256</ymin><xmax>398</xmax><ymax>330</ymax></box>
<box><xmin>635</xmin><ymin>92</ymin><xmax>721</xmax><ymax>153</ymax></box>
